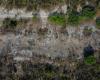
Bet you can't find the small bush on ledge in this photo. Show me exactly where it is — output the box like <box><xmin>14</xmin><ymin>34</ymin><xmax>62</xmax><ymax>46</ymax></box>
<box><xmin>2</xmin><ymin>18</ymin><xmax>17</xmax><ymax>30</ymax></box>
<box><xmin>96</xmin><ymin>17</ymin><xmax>100</xmax><ymax>29</ymax></box>
<box><xmin>80</xmin><ymin>5</ymin><xmax>96</xmax><ymax>20</ymax></box>
<box><xmin>84</xmin><ymin>55</ymin><xmax>96</xmax><ymax>65</ymax></box>
<box><xmin>48</xmin><ymin>12</ymin><xmax>66</xmax><ymax>26</ymax></box>
<box><xmin>67</xmin><ymin>11</ymin><xmax>80</xmax><ymax>26</ymax></box>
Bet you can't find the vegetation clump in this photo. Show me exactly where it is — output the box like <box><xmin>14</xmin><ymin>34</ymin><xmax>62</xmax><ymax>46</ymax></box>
<box><xmin>81</xmin><ymin>5</ymin><xmax>96</xmax><ymax>19</ymax></box>
<box><xmin>66</xmin><ymin>5</ymin><xmax>96</xmax><ymax>26</ymax></box>
<box><xmin>48</xmin><ymin>12</ymin><xmax>66</xmax><ymax>26</ymax></box>
<box><xmin>2</xmin><ymin>18</ymin><xmax>17</xmax><ymax>30</ymax></box>
<box><xmin>84</xmin><ymin>55</ymin><xmax>96</xmax><ymax>65</ymax></box>
<box><xmin>67</xmin><ymin>11</ymin><xmax>80</xmax><ymax>25</ymax></box>
<box><xmin>96</xmin><ymin>17</ymin><xmax>100</xmax><ymax>29</ymax></box>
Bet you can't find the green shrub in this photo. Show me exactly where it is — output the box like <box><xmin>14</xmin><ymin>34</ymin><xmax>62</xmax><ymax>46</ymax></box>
<box><xmin>84</xmin><ymin>56</ymin><xmax>96</xmax><ymax>65</ymax></box>
<box><xmin>81</xmin><ymin>5</ymin><xmax>96</xmax><ymax>19</ymax></box>
<box><xmin>67</xmin><ymin>11</ymin><xmax>80</xmax><ymax>25</ymax></box>
<box><xmin>96</xmin><ymin>18</ymin><xmax>100</xmax><ymax>29</ymax></box>
<box><xmin>48</xmin><ymin>12</ymin><xmax>66</xmax><ymax>26</ymax></box>
<box><xmin>2</xmin><ymin>18</ymin><xmax>17</xmax><ymax>29</ymax></box>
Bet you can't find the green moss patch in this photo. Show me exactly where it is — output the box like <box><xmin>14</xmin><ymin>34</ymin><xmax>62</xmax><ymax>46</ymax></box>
<box><xmin>48</xmin><ymin>12</ymin><xmax>66</xmax><ymax>26</ymax></box>
<box><xmin>84</xmin><ymin>56</ymin><xmax>96</xmax><ymax>65</ymax></box>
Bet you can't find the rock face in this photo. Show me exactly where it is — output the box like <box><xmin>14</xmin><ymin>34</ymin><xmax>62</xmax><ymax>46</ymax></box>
<box><xmin>0</xmin><ymin>6</ymin><xmax>99</xmax><ymax>61</ymax></box>
<box><xmin>0</xmin><ymin>22</ymin><xmax>99</xmax><ymax>61</ymax></box>
<box><xmin>0</xmin><ymin>8</ymin><xmax>33</xmax><ymax>20</ymax></box>
<box><xmin>39</xmin><ymin>10</ymin><xmax>49</xmax><ymax>28</ymax></box>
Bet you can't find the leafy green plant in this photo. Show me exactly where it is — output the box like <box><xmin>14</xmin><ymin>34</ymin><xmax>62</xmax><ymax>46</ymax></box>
<box><xmin>2</xmin><ymin>18</ymin><xmax>17</xmax><ymax>29</ymax></box>
<box><xmin>48</xmin><ymin>12</ymin><xmax>66</xmax><ymax>26</ymax></box>
<box><xmin>81</xmin><ymin>5</ymin><xmax>96</xmax><ymax>19</ymax></box>
<box><xmin>96</xmin><ymin>18</ymin><xmax>100</xmax><ymax>29</ymax></box>
<box><xmin>67</xmin><ymin>11</ymin><xmax>80</xmax><ymax>25</ymax></box>
<box><xmin>84</xmin><ymin>56</ymin><xmax>96</xmax><ymax>65</ymax></box>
